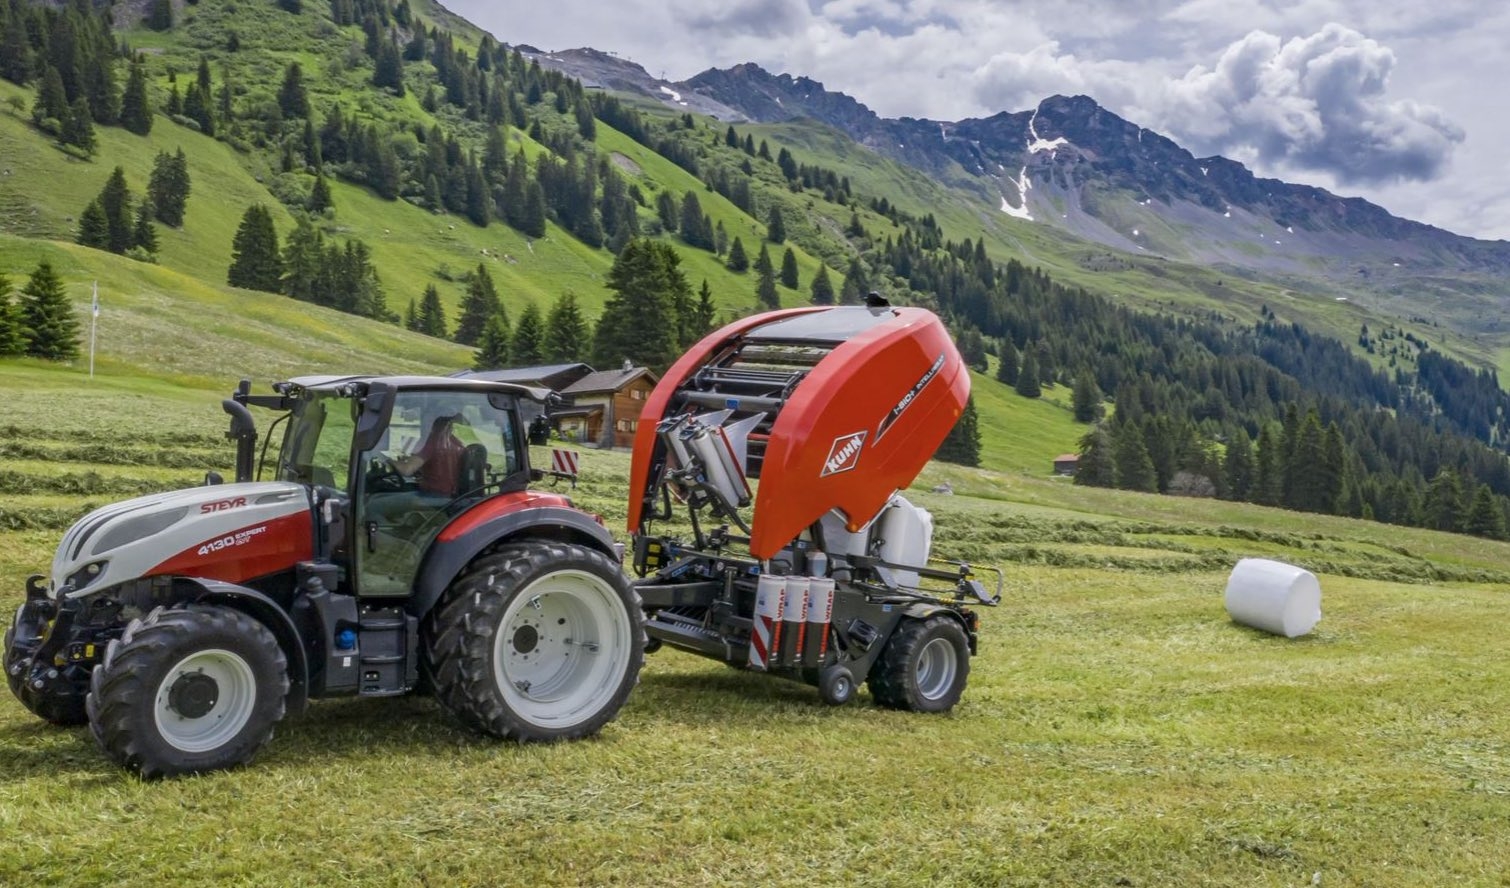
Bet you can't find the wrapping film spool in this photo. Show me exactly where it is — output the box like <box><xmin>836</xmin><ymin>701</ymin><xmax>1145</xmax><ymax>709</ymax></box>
<box><xmin>1224</xmin><ymin>558</ymin><xmax>1322</xmax><ymax>638</ymax></box>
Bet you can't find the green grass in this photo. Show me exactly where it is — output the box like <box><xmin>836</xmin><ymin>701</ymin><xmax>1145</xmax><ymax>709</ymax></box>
<box><xmin>2</xmin><ymin>382</ymin><xmax>1508</xmax><ymax>886</ymax></box>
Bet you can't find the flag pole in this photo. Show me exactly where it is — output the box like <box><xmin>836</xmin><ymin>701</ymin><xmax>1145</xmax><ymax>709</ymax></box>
<box><xmin>89</xmin><ymin>281</ymin><xmax>98</xmax><ymax>379</ymax></box>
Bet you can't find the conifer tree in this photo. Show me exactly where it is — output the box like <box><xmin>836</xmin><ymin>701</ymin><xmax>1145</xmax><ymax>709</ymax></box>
<box><xmin>1112</xmin><ymin>420</ymin><xmax>1156</xmax><ymax>492</ymax></box>
<box><xmin>996</xmin><ymin>338</ymin><xmax>1018</xmax><ymax>385</ymax></box>
<box><xmin>19</xmin><ymin>261</ymin><xmax>79</xmax><ymax>361</ymax></box>
<box><xmin>473</xmin><ymin>311</ymin><xmax>512</xmax><ymax>370</ymax></box>
<box><xmin>280</xmin><ymin>217</ymin><xmax>325</xmax><ymax>304</ymax></box>
<box><xmin>227</xmin><ymin>204</ymin><xmax>283</xmax><ymax>292</ymax></box>
<box><xmin>1222</xmin><ymin>430</ymin><xmax>1254</xmax><ymax>501</ymax></box>
<box><xmin>132</xmin><ymin>201</ymin><xmax>158</xmax><ymax>254</ymax></box>
<box><xmin>1423</xmin><ymin>468</ymin><xmax>1464</xmax><ymax>532</ymax></box>
<box><xmin>454</xmin><ymin>264</ymin><xmax>501</xmax><ymax>346</ymax></box>
<box><xmin>521</xmin><ymin>181</ymin><xmax>547</xmax><ymax>238</ymax></box>
<box><xmin>692</xmin><ymin>279</ymin><xmax>716</xmax><ymax>339</ymax></box>
<box><xmin>277</xmin><ymin>62</ymin><xmax>309</xmax><ymax>120</ymax></box>
<box><xmin>593</xmin><ymin>239</ymin><xmax>685</xmax><ymax>372</ymax></box>
<box><xmin>779</xmin><ymin>247</ymin><xmax>799</xmax><ymax>289</ymax></box>
<box><xmin>32</xmin><ymin>66</ymin><xmax>67</xmax><ymax>128</ymax></box>
<box><xmin>60</xmin><ymin>96</ymin><xmax>95</xmax><ymax>155</ymax></box>
<box><xmin>1074</xmin><ymin>425</ymin><xmax>1116</xmax><ymax>487</ymax></box>
<box><xmin>1464</xmin><ymin>484</ymin><xmax>1506</xmax><ymax>540</ymax></box>
<box><xmin>543</xmin><ymin>291</ymin><xmax>588</xmax><ymax>363</ymax></box>
<box><xmin>145</xmin><ymin>0</ymin><xmax>173</xmax><ymax>30</ymax></box>
<box><xmin>810</xmin><ymin>264</ymin><xmax>834</xmax><ymax>305</ymax></box>
<box><xmin>76</xmin><ymin>200</ymin><xmax>109</xmax><ymax>249</ymax></box>
<box><xmin>148</xmin><ymin>149</ymin><xmax>190</xmax><ymax>227</ymax></box>
<box><xmin>934</xmin><ymin>396</ymin><xmax>981</xmax><ymax>466</ymax></box>
<box><xmin>1015</xmin><ymin>350</ymin><xmax>1042</xmax><ymax>398</ymax></box>
<box><xmin>1252</xmin><ymin>423</ymin><xmax>1283</xmax><ymax>506</ymax></box>
<box><xmin>308</xmin><ymin>172</ymin><xmax>333</xmax><ymax>213</ymax></box>
<box><xmin>120</xmin><ymin>61</ymin><xmax>152</xmax><ymax>135</ymax></box>
<box><xmin>404</xmin><ymin>298</ymin><xmax>419</xmax><ymax>331</ymax></box>
<box><xmin>511</xmin><ymin>302</ymin><xmax>545</xmax><ymax>365</ymax></box>
<box><xmin>725</xmin><ymin>237</ymin><xmax>748</xmax><ymax>272</ymax></box>
<box><xmin>417</xmin><ymin>284</ymin><xmax>447</xmax><ymax>338</ymax></box>
<box><xmin>0</xmin><ymin>274</ymin><xmax>25</xmax><ymax>357</ymax></box>
<box><xmin>766</xmin><ymin>205</ymin><xmax>785</xmax><ymax>243</ymax></box>
<box><xmin>754</xmin><ymin>244</ymin><xmax>778</xmax><ymax>309</ymax></box>
<box><xmin>1072</xmin><ymin>368</ymin><xmax>1102</xmax><ymax>422</ymax></box>
<box><xmin>97</xmin><ymin>167</ymin><xmax>134</xmax><ymax>254</ymax></box>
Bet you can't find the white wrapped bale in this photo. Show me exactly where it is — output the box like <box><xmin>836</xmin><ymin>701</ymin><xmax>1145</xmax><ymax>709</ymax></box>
<box><xmin>1224</xmin><ymin>558</ymin><xmax>1322</xmax><ymax>638</ymax></box>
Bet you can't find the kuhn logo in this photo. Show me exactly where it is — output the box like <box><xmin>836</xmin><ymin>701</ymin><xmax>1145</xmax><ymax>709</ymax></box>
<box><xmin>200</xmin><ymin>497</ymin><xmax>247</xmax><ymax>514</ymax></box>
<box><xmin>821</xmin><ymin>431</ymin><xmax>867</xmax><ymax>477</ymax></box>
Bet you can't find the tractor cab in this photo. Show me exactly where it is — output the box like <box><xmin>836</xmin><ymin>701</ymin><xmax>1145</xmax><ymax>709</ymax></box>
<box><xmin>228</xmin><ymin>375</ymin><xmax>546</xmax><ymax>597</ymax></box>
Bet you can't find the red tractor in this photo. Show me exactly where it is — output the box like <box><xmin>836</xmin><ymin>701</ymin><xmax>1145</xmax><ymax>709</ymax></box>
<box><xmin>628</xmin><ymin>302</ymin><xmax>999</xmax><ymax>708</ymax></box>
<box><xmin>5</xmin><ymin>375</ymin><xmax>643</xmax><ymax>777</ymax></box>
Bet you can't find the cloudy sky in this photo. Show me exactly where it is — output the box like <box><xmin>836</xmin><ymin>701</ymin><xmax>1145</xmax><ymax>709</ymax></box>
<box><xmin>445</xmin><ymin>0</ymin><xmax>1509</xmax><ymax>241</ymax></box>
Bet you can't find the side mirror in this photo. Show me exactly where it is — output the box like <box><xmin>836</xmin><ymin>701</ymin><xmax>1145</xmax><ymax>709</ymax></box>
<box><xmin>204</xmin><ymin>471</ymin><xmax>224</xmax><ymax>486</ymax></box>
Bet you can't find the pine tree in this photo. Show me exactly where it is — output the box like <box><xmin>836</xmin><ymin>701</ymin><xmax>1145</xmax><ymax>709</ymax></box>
<box><xmin>1072</xmin><ymin>368</ymin><xmax>1102</xmax><ymax>422</ymax></box>
<box><xmin>404</xmin><ymin>298</ymin><xmax>419</xmax><ymax>331</ymax></box>
<box><xmin>996</xmin><ymin>338</ymin><xmax>1018</xmax><ymax>385</ymax></box>
<box><xmin>779</xmin><ymin>247</ymin><xmax>799</xmax><ymax>289</ymax></box>
<box><xmin>308</xmin><ymin>171</ymin><xmax>333</xmax><ymax>213</ymax></box>
<box><xmin>692</xmin><ymin>279</ymin><xmax>716</xmax><ymax>339</ymax></box>
<box><xmin>454</xmin><ymin>264</ymin><xmax>500</xmax><ymax>346</ymax></box>
<box><xmin>511</xmin><ymin>302</ymin><xmax>544</xmax><ymax>365</ymax></box>
<box><xmin>521</xmin><ymin>181</ymin><xmax>547</xmax><ymax>238</ymax></box>
<box><xmin>1464</xmin><ymin>484</ymin><xmax>1507</xmax><ymax>540</ymax></box>
<box><xmin>934</xmin><ymin>396</ymin><xmax>981</xmax><ymax>466</ymax></box>
<box><xmin>145</xmin><ymin>0</ymin><xmax>174</xmax><ymax>30</ymax></box>
<box><xmin>810</xmin><ymin>264</ymin><xmax>834</xmax><ymax>305</ymax></box>
<box><xmin>97</xmin><ymin>167</ymin><xmax>134</xmax><ymax>254</ymax></box>
<box><xmin>726</xmin><ymin>237</ymin><xmax>749</xmax><ymax>272</ymax></box>
<box><xmin>32</xmin><ymin>65</ymin><xmax>68</xmax><ymax>129</ymax></box>
<box><xmin>593</xmin><ymin>239</ymin><xmax>686</xmax><ymax>372</ymax></box>
<box><xmin>76</xmin><ymin>200</ymin><xmax>109</xmax><ymax>249</ymax></box>
<box><xmin>473</xmin><ymin>311</ymin><xmax>512</xmax><ymax>370</ymax></box>
<box><xmin>132</xmin><ymin>201</ymin><xmax>158</xmax><ymax>254</ymax></box>
<box><xmin>1222</xmin><ymin>430</ymin><xmax>1255</xmax><ymax>501</ymax></box>
<box><xmin>678</xmin><ymin>192</ymin><xmax>710</xmax><ymax>249</ymax></box>
<box><xmin>1284</xmin><ymin>409</ymin><xmax>1330</xmax><ymax>513</ymax></box>
<box><xmin>227</xmin><ymin>204</ymin><xmax>283</xmax><ymax>292</ymax></box>
<box><xmin>120</xmin><ymin>61</ymin><xmax>152</xmax><ymax>135</ymax></box>
<box><xmin>417</xmin><ymin>284</ymin><xmax>447</xmax><ymax>338</ymax></box>
<box><xmin>280</xmin><ymin>217</ymin><xmax>324</xmax><ymax>303</ymax></box>
<box><xmin>544</xmin><ymin>291</ymin><xmax>588</xmax><ymax>363</ymax></box>
<box><xmin>0</xmin><ymin>275</ymin><xmax>25</xmax><ymax>357</ymax></box>
<box><xmin>1015</xmin><ymin>350</ymin><xmax>1042</xmax><ymax>398</ymax></box>
<box><xmin>19</xmin><ymin>261</ymin><xmax>79</xmax><ymax>361</ymax></box>
<box><xmin>148</xmin><ymin>149</ymin><xmax>190</xmax><ymax>227</ymax></box>
<box><xmin>1423</xmin><ymin>469</ymin><xmax>1464</xmax><ymax>532</ymax></box>
<box><xmin>754</xmin><ymin>244</ymin><xmax>778</xmax><ymax>309</ymax></box>
<box><xmin>277</xmin><ymin>62</ymin><xmax>309</xmax><ymax>120</ymax></box>
<box><xmin>766</xmin><ymin>205</ymin><xmax>786</xmax><ymax>243</ymax></box>
<box><xmin>60</xmin><ymin>96</ymin><xmax>95</xmax><ymax>155</ymax></box>
<box><xmin>1252</xmin><ymin>423</ymin><xmax>1283</xmax><ymax>506</ymax></box>
<box><xmin>1112</xmin><ymin>420</ymin><xmax>1156</xmax><ymax>492</ymax></box>
<box><xmin>1074</xmin><ymin>426</ymin><xmax>1116</xmax><ymax>487</ymax></box>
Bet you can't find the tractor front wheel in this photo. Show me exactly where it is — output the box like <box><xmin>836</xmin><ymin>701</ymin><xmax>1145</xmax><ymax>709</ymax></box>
<box><xmin>867</xmin><ymin>615</ymin><xmax>970</xmax><ymax>713</ymax></box>
<box><xmin>425</xmin><ymin>541</ymin><xmax>644</xmax><ymax>742</ymax></box>
<box><xmin>87</xmin><ymin>604</ymin><xmax>289</xmax><ymax>778</ymax></box>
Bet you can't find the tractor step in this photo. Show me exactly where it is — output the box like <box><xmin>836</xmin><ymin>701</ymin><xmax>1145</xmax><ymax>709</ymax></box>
<box><xmin>357</xmin><ymin>606</ymin><xmax>418</xmax><ymax>696</ymax></box>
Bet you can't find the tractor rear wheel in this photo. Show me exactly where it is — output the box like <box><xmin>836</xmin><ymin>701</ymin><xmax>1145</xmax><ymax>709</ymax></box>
<box><xmin>424</xmin><ymin>541</ymin><xmax>644</xmax><ymax>742</ymax></box>
<box><xmin>5</xmin><ymin>604</ymin><xmax>89</xmax><ymax>726</ymax></box>
<box><xmin>867</xmin><ymin>615</ymin><xmax>970</xmax><ymax>712</ymax></box>
<box><xmin>87</xmin><ymin>604</ymin><xmax>289</xmax><ymax>778</ymax></box>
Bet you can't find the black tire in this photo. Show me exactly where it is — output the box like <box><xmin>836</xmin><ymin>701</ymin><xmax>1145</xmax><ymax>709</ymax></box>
<box><xmin>818</xmin><ymin>664</ymin><xmax>856</xmax><ymax>706</ymax></box>
<box><xmin>867</xmin><ymin>614</ymin><xmax>970</xmax><ymax>713</ymax></box>
<box><xmin>424</xmin><ymin>541</ymin><xmax>644</xmax><ymax>742</ymax></box>
<box><xmin>87</xmin><ymin>604</ymin><xmax>290</xmax><ymax>779</ymax></box>
<box><xmin>5</xmin><ymin>605</ymin><xmax>89</xmax><ymax>726</ymax></box>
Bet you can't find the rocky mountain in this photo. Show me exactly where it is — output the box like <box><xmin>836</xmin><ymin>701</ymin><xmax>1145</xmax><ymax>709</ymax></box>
<box><xmin>529</xmin><ymin>52</ymin><xmax>1509</xmax><ymax>332</ymax></box>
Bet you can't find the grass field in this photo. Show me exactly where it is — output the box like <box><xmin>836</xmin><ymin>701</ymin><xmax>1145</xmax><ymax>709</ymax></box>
<box><xmin>1</xmin><ymin>371</ymin><xmax>1507</xmax><ymax>886</ymax></box>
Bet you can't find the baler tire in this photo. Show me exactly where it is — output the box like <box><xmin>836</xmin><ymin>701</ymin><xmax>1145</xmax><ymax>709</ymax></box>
<box><xmin>87</xmin><ymin>604</ymin><xmax>289</xmax><ymax>779</ymax></box>
<box><xmin>867</xmin><ymin>615</ymin><xmax>970</xmax><ymax>713</ymax></box>
<box><xmin>5</xmin><ymin>607</ymin><xmax>89</xmax><ymax>726</ymax></box>
<box><xmin>423</xmin><ymin>541</ymin><xmax>644</xmax><ymax>742</ymax></box>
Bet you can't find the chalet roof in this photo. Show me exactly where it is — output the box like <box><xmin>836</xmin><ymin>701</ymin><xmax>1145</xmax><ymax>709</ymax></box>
<box><xmin>561</xmin><ymin>366</ymin><xmax>659</xmax><ymax>396</ymax></box>
<box><xmin>1053</xmin><ymin>454</ymin><xmax>1080</xmax><ymax>462</ymax></box>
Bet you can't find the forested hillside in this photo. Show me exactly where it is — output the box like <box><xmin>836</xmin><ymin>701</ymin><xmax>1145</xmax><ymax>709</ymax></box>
<box><xmin>0</xmin><ymin>0</ymin><xmax>1508</xmax><ymax>540</ymax></box>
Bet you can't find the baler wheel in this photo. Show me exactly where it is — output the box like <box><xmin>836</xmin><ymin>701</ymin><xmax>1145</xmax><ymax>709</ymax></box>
<box><xmin>818</xmin><ymin>664</ymin><xmax>855</xmax><ymax>705</ymax></box>
<box><xmin>87</xmin><ymin>604</ymin><xmax>289</xmax><ymax>778</ymax></box>
<box><xmin>424</xmin><ymin>542</ymin><xmax>644</xmax><ymax>742</ymax></box>
<box><xmin>867</xmin><ymin>615</ymin><xmax>970</xmax><ymax>712</ymax></box>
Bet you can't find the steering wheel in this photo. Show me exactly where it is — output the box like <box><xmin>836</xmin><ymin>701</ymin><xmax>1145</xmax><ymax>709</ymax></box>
<box><xmin>366</xmin><ymin>456</ymin><xmax>408</xmax><ymax>493</ymax></box>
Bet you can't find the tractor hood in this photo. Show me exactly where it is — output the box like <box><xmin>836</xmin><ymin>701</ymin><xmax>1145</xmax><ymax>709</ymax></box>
<box><xmin>49</xmin><ymin>481</ymin><xmax>315</xmax><ymax>599</ymax></box>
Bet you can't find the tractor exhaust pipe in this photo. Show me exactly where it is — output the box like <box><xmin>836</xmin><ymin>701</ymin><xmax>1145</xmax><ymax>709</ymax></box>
<box><xmin>223</xmin><ymin>382</ymin><xmax>258</xmax><ymax>483</ymax></box>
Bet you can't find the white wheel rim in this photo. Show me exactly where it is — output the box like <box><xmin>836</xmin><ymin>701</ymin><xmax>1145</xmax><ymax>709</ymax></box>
<box><xmin>153</xmin><ymin>649</ymin><xmax>257</xmax><ymax>753</ymax></box>
<box><xmin>493</xmin><ymin>569</ymin><xmax>632</xmax><ymax>729</ymax></box>
<box><xmin>915</xmin><ymin>636</ymin><xmax>958</xmax><ymax>701</ymax></box>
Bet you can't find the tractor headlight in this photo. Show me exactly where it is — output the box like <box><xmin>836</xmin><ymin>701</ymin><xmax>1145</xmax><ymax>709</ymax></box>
<box><xmin>66</xmin><ymin>561</ymin><xmax>109</xmax><ymax>593</ymax></box>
